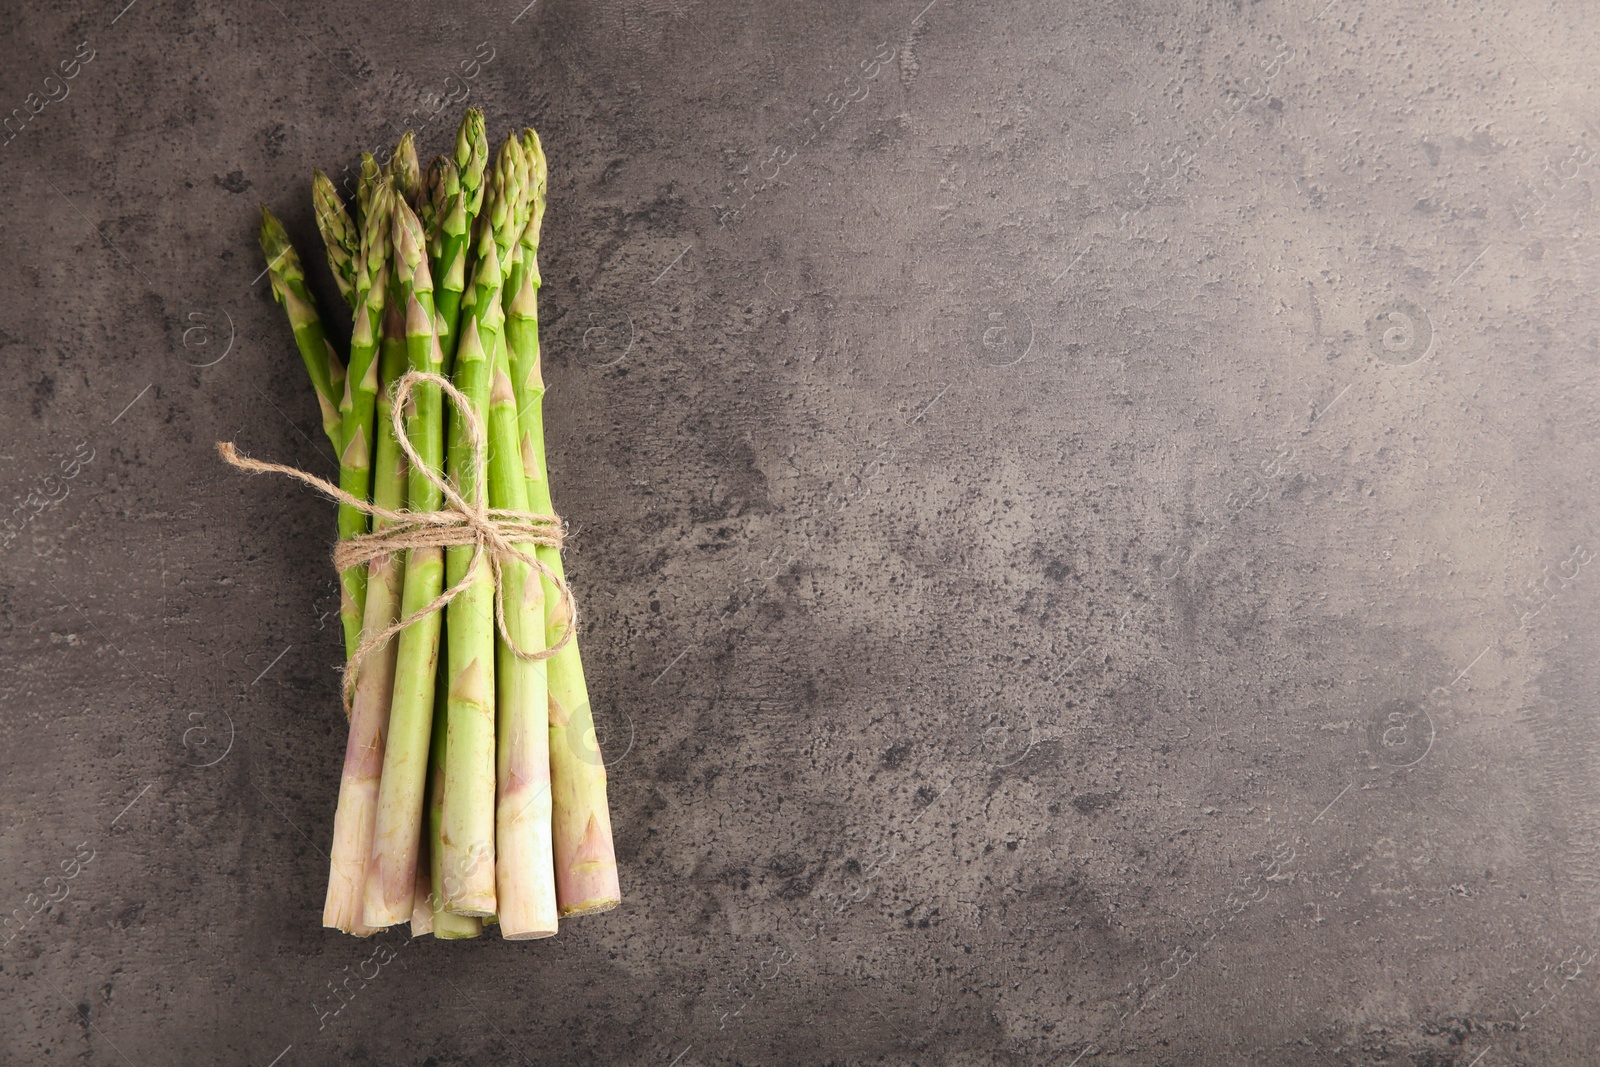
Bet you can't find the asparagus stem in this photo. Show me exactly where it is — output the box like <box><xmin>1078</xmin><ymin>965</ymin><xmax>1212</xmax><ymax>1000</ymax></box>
<box><xmin>506</xmin><ymin>131</ymin><xmax>621</xmax><ymax>916</ymax></box>
<box><xmin>525</xmin><ymin>400</ymin><xmax>621</xmax><ymax>916</ymax></box>
<box><xmin>483</xmin><ymin>135</ymin><xmax>526</xmax><ymax>273</ymax></box>
<box><xmin>439</xmin><ymin>318</ymin><xmax>498</xmax><ymax>916</ymax></box>
<box><xmin>428</xmin><ymin>632</ymin><xmax>481</xmax><ymax>939</ymax></box>
<box><xmin>335</xmin><ymin>184</ymin><xmax>394</xmax><ymax>657</ymax></box>
<box><xmin>390</xmin><ymin>130</ymin><xmax>422</xmax><ymax>209</ymax></box>
<box><xmin>486</xmin><ymin>327</ymin><xmax>558</xmax><ymax>939</ymax></box>
<box><xmin>312</xmin><ymin>170</ymin><xmax>360</xmax><ymax>313</ymax></box>
<box><xmin>356</xmin><ymin>151</ymin><xmax>382</xmax><ymax>223</ymax></box>
<box><xmin>435</xmin><ymin>110</ymin><xmax>488</xmax><ymax>367</ymax></box>
<box><xmin>418</xmin><ymin>157</ymin><xmax>445</xmax><ymax>256</ymax></box>
<box><xmin>324</xmin><ymin>253</ymin><xmax>411</xmax><ymax>934</ymax></box>
<box><xmin>363</xmin><ymin>200</ymin><xmax>448</xmax><ymax>928</ymax></box>
<box><xmin>258</xmin><ymin>206</ymin><xmax>345</xmax><ymax>451</ymax></box>
<box><xmin>424</xmin><ymin>159</ymin><xmax>456</xmax><ymax>287</ymax></box>
<box><xmin>438</xmin><ymin>142</ymin><xmax>521</xmax><ymax>916</ymax></box>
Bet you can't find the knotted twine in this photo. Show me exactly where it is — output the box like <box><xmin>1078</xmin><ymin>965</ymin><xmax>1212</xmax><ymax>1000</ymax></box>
<box><xmin>217</xmin><ymin>370</ymin><xmax>575</xmax><ymax>717</ymax></box>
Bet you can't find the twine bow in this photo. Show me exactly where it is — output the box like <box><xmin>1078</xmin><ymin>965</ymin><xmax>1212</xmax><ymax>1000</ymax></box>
<box><xmin>218</xmin><ymin>370</ymin><xmax>575</xmax><ymax>717</ymax></box>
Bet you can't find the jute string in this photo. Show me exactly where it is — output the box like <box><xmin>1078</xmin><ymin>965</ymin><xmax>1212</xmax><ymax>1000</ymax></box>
<box><xmin>217</xmin><ymin>370</ymin><xmax>575</xmax><ymax>717</ymax></box>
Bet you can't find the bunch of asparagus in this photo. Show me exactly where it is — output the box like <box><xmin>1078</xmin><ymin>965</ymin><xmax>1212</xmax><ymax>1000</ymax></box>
<box><xmin>258</xmin><ymin>110</ymin><xmax>619</xmax><ymax>939</ymax></box>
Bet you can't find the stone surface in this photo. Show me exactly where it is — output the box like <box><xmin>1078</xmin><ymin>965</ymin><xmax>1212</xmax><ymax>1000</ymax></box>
<box><xmin>3</xmin><ymin>0</ymin><xmax>1599</xmax><ymax>1063</ymax></box>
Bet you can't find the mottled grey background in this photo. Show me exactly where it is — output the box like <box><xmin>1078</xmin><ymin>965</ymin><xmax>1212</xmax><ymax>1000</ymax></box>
<box><xmin>3</xmin><ymin>0</ymin><xmax>1599</xmax><ymax>1063</ymax></box>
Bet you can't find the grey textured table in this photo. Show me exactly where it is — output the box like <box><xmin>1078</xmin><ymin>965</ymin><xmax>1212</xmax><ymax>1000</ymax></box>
<box><xmin>4</xmin><ymin>1</ymin><xmax>1599</xmax><ymax>1064</ymax></box>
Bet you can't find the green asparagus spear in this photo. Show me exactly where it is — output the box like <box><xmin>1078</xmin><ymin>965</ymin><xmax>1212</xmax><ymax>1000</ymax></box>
<box><xmin>418</xmin><ymin>156</ymin><xmax>445</xmax><ymax>255</ymax></box>
<box><xmin>356</xmin><ymin>152</ymin><xmax>382</xmax><ymax>223</ymax></box>
<box><xmin>334</xmin><ymin>183</ymin><xmax>394</xmax><ymax>657</ymax></box>
<box><xmin>258</xmin><ymin>206</ymin><xmax>346</xmax><ymax>451</ymax></box>
<box><xmin>486</xmin><ymin>136</ymin><xmax>525</xmax><ymax>271</ymax></box>
<box><xmin>505</xmin><ymin>130</ymin><xmax>620</xmax><ymax>915</ymax></box>
<box><xmin>437</xmin><ymin>141</ymin><xmax>518</xmax><ymax>917</ymax></box>
<box><xmin>435</xmin><ymin>110</ymin><xmax>488</xmax><ymax>365</ymax></box>
<box><xmin>324</xmin><ymin>271</ymin><xmax>411</xmax><ymax>933</ymax></box>
<box><xmin>390</xmin><ymin>130</ymin><xmax>422</xmax><ymax>208</ymax></box>
<box><xmin>311</xmin><ymin>170</ymin><xmax>360</xmax><ymax>313</ymax></box>
<box><xmin>486</xmin><ymin>325</ymin><xmax>558</xmax><ymax>938</ymax></box>
<box><xmin>363</xmin><ymin>199</ymin><xmax>450</xmax><ymax>928</ymax></box>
